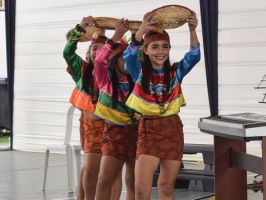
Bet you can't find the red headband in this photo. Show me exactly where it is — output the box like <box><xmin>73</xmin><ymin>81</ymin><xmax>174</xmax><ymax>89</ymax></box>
<box><xmin>144</xmin><ymin>34</ymin><xmax>170</xmax><ymax>46</ymax></box>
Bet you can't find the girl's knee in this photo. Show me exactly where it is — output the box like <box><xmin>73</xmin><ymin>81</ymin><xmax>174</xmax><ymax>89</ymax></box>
<box><xmin>135</xmin><ymin>181</ymin><xmax>151</xmax><ymax>197</ymax></box>
<box><xmin>98</xmin><ymin>167</ymin><xmax>121</xmax><ymax>187</ymax></box>
<box><xmin>125</xmin><ymin>172</ymin><xmax>134</xmax><ymax>188</ymax></box>
<box><xmin>157</xmin><ymin>179</ymin><xmax>174</xmax><ymax>196</ymax></box>
<box><xmin>97</xmin><ymin>172</ymin><xmax>114</xmax><ymax>188</ymax></box>
<box><xmin>125</xmin><ymin>178</ymin><xmax>135</xmax><ymax>192</ymax></box>
<box><xmin>135</xmin><ymin>185</ymin><xmax>149</xmax><ymax>199</ymax></box>
<box><xmin>83</xmin><ymin>164</ymin><xmax>98</xmax><ymax>179</ymax></box>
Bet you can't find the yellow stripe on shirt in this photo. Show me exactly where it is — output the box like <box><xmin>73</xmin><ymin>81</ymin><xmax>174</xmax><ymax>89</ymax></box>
<box><xmin>126</xmin><ymin>93</ymin><xmax>186</xmax><ymax>116</ymax></box>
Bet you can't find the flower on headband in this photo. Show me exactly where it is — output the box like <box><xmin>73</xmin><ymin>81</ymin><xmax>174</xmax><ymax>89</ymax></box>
<box><xmin>150</xmin><ymin>27</ymin><xmax>164</xmax><ymax>34</ymax></box>
<box><xmin>91</xmin><ymin>32</ymin><xmax>99</xmax><ymax>40</ymax></box>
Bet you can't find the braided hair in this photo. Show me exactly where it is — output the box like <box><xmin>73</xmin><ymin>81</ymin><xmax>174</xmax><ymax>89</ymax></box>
<box><xmin>108</xmin><ymin>53</ymin><xmax>134</xmax><ymax>108</ymax></box>
<box><xmin>82</xmin><ymin>58</ymin><xmax>94</xmax><ymax>93</ymax></box>
<box><xmin>83</xmin><ymin>35</ymin><xmax>107</xmax><ymax>93</ymax></box>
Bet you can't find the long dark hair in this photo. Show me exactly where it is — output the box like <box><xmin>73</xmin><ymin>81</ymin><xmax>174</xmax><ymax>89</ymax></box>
<box><xmin>108</xmin><ymin>53</ymin><xmax>134</xmax><ymax>108</ymax></box>
<box><xmin>141</xmin><ymin>30</ymin><xmax>172</xmax><ymax>97</ymax></box>
<box><xmin>83</xmin><ymin>35</ymin><xmax>107</xmax><ymax>92</ymax></box>
<box><xmin>82</xmin><ymin>58</ymin><xmax>94</xmax><ymax>93</ymax></box>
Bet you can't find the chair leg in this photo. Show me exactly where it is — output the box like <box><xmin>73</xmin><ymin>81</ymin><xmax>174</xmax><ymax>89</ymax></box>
<box><xmin>42</xmin><ymin>149</ymin><xmax>50</xmax><ymax>191</ymax></box>
<box><xmin>71</xmin><ymin>146</ymin><xmax>81</xmax><ymax>192</ymax></box>
<box><xmin>66</xmin><ymin>145</ymin><xmax>75</xmax><ymax>193</ymax></box>
<box><xmin>75</xmin><ymin>150</ymin><xmax>81</xmax><ymax>189</ymax></box>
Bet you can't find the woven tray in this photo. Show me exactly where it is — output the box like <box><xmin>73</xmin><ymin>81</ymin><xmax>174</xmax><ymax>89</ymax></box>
<box><xmin>66</xmin><ymin>26</ymin><xmax>105</xmax><ymax>42</ymax></box>
<box><xmin>148</xmin><ymin>5</ymin><xmax>192</xmax><ymax>29</ymax></box>
<box><xmin>81</xmin><ymin>26</ymin><xmax>105</xmax><ymax>42</ymax></box>
<box><xmin>93</xmin><ymin>17</ymin><xmax>141</xmax><ymax>31</ymax></box>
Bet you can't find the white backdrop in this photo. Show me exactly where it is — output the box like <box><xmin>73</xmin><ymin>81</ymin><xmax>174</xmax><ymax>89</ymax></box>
<box><xmin>0</xmin><ymin>12</ymin><xmax>7</xmax><ymax>78</ymax></box>
<box><xmin>13</xmin><ymin>0</ymin><xmax>266</xmax><ymax>155</ymax></box>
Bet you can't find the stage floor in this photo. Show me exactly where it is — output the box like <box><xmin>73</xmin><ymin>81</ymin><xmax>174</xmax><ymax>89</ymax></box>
<box><xmin>0</xmin><ymin>150</ymin><xmax>262</xmax><ymax>200</ymax></box>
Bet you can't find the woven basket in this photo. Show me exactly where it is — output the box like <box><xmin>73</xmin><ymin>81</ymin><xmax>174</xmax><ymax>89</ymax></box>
<box><xmin>65</xmin><ymin>27</ymin><xmax>105</xmax><ymax>42</ymax></box>
<box><xmin>80</xmin><ymin>26</ymin><xmax>105</xmax><ymax>42</ymax></box>
<box><xmin>148</xmin><ymin>5</ymin><xmax>192</xmax><ymax>29</ymax></box>
<box><xmin>93</xmin><ymin>17</ymin><xmax>141</xmax><ymax>31</ymax></box>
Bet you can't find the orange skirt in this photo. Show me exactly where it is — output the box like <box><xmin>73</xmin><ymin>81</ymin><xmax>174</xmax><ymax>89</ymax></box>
<box><xmin>79</xmin><ymin>116</ymin><xmax>105</xmax><ymax>154</ymax></box>
<box><xmin>69</xmin><ymin>87</ymin><xmax>96</xmax><ymax>112</ymax></box>
<box><xmin>101</xmin><ymin>123</ymin><xmax>137</xmax><ymax>161</ymax></box>
<box><xmin>137</xmin><ymin>115</ymin><xmax>184</xmax><ymax>161</ymax></box>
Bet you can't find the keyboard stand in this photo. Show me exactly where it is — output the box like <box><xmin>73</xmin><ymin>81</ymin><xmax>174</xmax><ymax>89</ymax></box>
<box><xmin>199</xmin><ymin>125</ymin><xmax>266</xmax><ymax>200</ymax></box>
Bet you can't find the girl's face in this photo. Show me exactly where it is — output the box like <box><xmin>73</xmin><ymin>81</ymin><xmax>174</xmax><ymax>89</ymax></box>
<box><xmin>144</xmin><ymin>40</ymin><xmax>170</xmax><ymax>69</ymax></box>
<box><xmin>86</xmin><ymin>43</ymin><xmax>104</xmax><ymax>62</ymax></box>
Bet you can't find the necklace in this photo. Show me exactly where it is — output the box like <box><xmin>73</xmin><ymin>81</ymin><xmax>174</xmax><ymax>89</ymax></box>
<box><xmin>151</xmin><ymin>78</ymin><xmax>166</xmax><ymax>114</ymax></box>
<box><xmin>118</xmin><ymin>78</ymin><xmax>135</xmax><ymax>119</ymax></box>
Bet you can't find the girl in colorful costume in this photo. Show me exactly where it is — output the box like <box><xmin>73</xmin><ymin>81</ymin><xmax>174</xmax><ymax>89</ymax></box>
<box><xmin>123</xmin><ymin>12</ymin><xmax>201</xmax><ymax>199</ymax></box>
<box><xmin>93</xmin><ymin>19</ymin><xmax>137</xmax><ymax>200</ymax></box>
<box><xmin>63</xmin><ymin>16</ymin><xmax>121</xmax><ymax>200</ymax></box>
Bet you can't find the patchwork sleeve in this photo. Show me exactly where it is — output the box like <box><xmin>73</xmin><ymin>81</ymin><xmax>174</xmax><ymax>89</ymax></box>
<box><xmin>175</xmin><ymin>45</ymin><xmax>201</xmax><ymax>82</ymax></box>
<box><xmin>63</xmin><ymin>29</ymin><xmax>84</xmax><ymax>83</ymax></box>
<box><xmin>123</xmin><ymin>44</ymin><xmax>142</xmax><ymax>82</ymax></box>
<box><xmin>93</xmin><ymin>44</ymin><xmax>112</xmax><ymax>90</ymax></box>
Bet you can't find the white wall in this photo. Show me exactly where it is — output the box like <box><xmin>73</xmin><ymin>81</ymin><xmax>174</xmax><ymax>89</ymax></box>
<box><xmin>219</xmin><ymin>0</ymin><xmax>266</xmax><ymax>112</ymax></box>
<box><xmin>13</xmin><ymin>0</ymin><xmax>266</xmax><ymax>154</ymax></box>
<box><xmin>218</xmin><ymin>0</ymin><xmax>266</xmax><ymax>153</ymax></box>
<box><xmin>0</xmin><ymin>12</ymin><xmax>7</xmax><ymax>78</ymax></box>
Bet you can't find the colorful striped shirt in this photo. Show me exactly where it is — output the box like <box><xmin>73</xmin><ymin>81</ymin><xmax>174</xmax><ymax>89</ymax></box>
<box><xmin>123</xmin><ymin>43</ymin><xmax>201</xmax><ymax>116</ymax></box>
<box><xmin>63</xmin><ymin>29</ymin><xmax>99</xmax><ymax>112</ymax></box>
<box><xmin>93</xmin><ymin>43</ymin><xmax>137</xmax><ymax>125</ymax></box>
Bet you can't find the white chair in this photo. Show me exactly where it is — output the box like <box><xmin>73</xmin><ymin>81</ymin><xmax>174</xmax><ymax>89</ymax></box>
<box><xmin>42</xmin><ymin>105</ymin><xmax>82</xmax><ymax>193</ymax></box>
